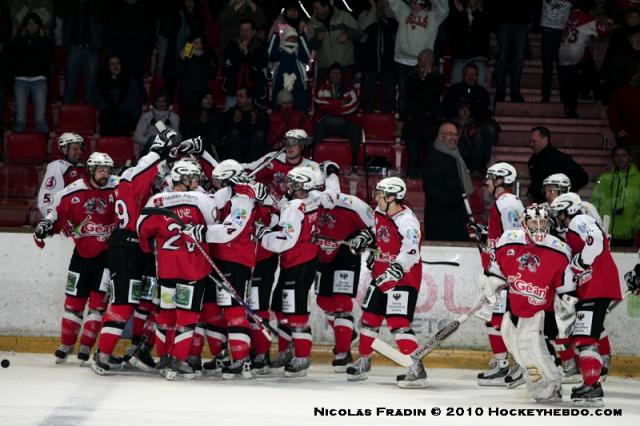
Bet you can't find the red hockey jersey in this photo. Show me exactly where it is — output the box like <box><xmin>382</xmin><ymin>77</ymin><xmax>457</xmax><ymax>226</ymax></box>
<box><xmin>45</xmin><ymin>177</ymin><xmax>117</xmax><ymax>258</ymax></box>
<box><xmin>243</xmin><ymin>152</ymin><xmax>319</xmax><ymax>200</ymax></box>
<box><xmin>372</xmin><ymin>206</ymin><xmax>422</xmax><ymax>290</ymax></box>
<box><xmin>492</xmin><ymin>230</ymin><xmax>573</xmax><ymax>318</ymax></box>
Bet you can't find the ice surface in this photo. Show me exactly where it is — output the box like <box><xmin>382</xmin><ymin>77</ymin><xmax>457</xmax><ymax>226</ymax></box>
<box><xmin>0</xmin><ymin>353</ymin><xmax>638</xmax><ymax>426</ymax></box>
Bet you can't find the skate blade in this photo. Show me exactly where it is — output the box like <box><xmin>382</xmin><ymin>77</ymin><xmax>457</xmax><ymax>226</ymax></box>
<box><xmin>127</xmin><ymin>358</ymin><xmax>157</xmax><ymax>373</ymax></box>
<box><xmin>506</xmin><ymin>378</ymin><xmax>526</xmax><ymax>389</ymax></box>
<box><xmin>346</xmin><ymin>373</ymin><xmax>369</xmax><ymax>382</ymax></box>
<box><xmin>164</xmin><ymin>371</ymin><xmax>197</xmax><ymax>381</ymax></box>
<box><xmin>562</xmin><ymin>375</ymin><xmax>583</xmax><ymax>384</ymax></box>
<box><xmin>252</xmin><ymin>367</ymin><xmax>271</xmax><ymax>376</ymax></box>
<box><xmin>477</xmin><ymin>378</ymin><xmax>507</xmax><ymax>387</ymax></box>
<box><xmin>90</xmin><ymin>363</ymin><xmax>111</xmax><ymax>376</ymax></box>
<box><xmin>572</xmin><ymin>398</ymin><xmax>604</xmax><ymax>407</ymax></box>
<box><xmin>283</xmin><ymin>369</ymin><xmax>308</xmax><ymax>378</ymax></box>
<box><xmin>333</xmin><ymin>365</ymin><xmax>348</xmax><ymax>373</ymax></box>
<box><xmin>397</xmin><ymin>378</ymin><xmax>428</xmax><ymax>389</ymax></box>
<box><xmin>54</xmin><ymin>357</ymin><xmax>68</xmax><ymax>365</ymax></box>
<box><xmin>535</xmin><ymin>396</ymin><xmax>563</xmax><ymax>404</ymax></box>
<box><xmin>222</xmin><ymin>372</ymin><xmax>254</xmax><ymax>380</ymax></box>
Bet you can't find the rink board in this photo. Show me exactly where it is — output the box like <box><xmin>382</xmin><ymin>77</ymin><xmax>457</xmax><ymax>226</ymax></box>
<box><xmin>0</xmin><ymin>232</ymin><xmax>639</xmax><ymax>356</ymax></box>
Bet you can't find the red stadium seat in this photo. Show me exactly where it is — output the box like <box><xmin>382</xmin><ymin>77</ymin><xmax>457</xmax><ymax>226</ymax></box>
<box><xmin>313</xmin><ymin>142</ymin><xmax>352</xmax><ymax>168</ymax></box>
<box><xmin>0</xmin><ymin>165</ymin><xmax>41</xmax><ymax>199</ymax></box>
<box><xmin>56</xmin><ymin>104</ymin><xmax>96</xmax><ymax>134</ymax></box>
<box><xmin>5</xmin><ymin>133</ymin><xmax>47</xmax><ymax>164</ymax></box>
<box><xmin>95</xmin><ymin>137</ymin><xmax>134</xmax><ymax>167</ymax></box>
<box><xmin>359</xmin><ymin>144</ymin><xmax>395</xmax><ymax>167</ymax></box>
<box><xmin>360</xmin><ymin>112</ymin><xmax>396</xmax><ymax>143</ymax></box>
<box><xmin>0</xmin><ymin>201</ymin><xmax>30</xmax><ymax>227</ymax></box>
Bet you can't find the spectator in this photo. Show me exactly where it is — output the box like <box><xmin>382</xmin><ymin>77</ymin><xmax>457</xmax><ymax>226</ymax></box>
<box><xmin>389</xmin><ymin>0</ymin><xmax>449</xmax><ymax>120</ymax></box>
<box><xmin>8</xmin><ymin>11</ymin><xmax>52</xmax><ymax>134</ymax></box>
<box><xmin>133</xmin><ymin>89</ymin><xmax>181</xmax><ymax>148</ymax></box>
<box><xmin>267</xmin><ymin>25</ymin><xmax>310</xmax><ymax>112</ymax></box>
<box><xmin>95</xmin><ymin>55</ymin><xmax>142</xmax><ymax>136</ymax></box>
<box><xmin>558</xmin><ymin>3</ymin><xmax>612</xmax><ymax>118</ymax></box>
<box><xmin>222</xmin><ymin>19</ymin><xmax>268</xmax><ymax>108</ymax></box>
<box><xmin>308</xmin><ymin>0</ymin><xmax>362</xmax><ymax>83</ymax></box>
<box><xmin>357</xmin><ymin>0</ymin><xmax>398</xmax><ymax>113</ymax></box>
<box><xmin>448</xmin><ymin>0</ymin><xmax>493</xmax><ymax>85</ymax></box>
<box><xmin>423</xmin><ymin>121</ymin><xmax>473</xmax><ymax>242</ymax></box>
<box><xmin>104</xmin><ymin>0</ymin><xmax>156</xmax><ymax>79</ymax></box>
<box><xmin>527</xmin><ymin>126</ymin><xmax>589</xmax><ymax>204</ymax></box>
<box><xmin>176</xmin><ymin>33</ymin><xmax>218</xmax><ymax>115</ymax></box>
<box><xmin>223</xmin><ymin>86</ymin><xmax>269</xmax><ymax>162</ymax></box>
<box><xmin>272</xmin><ymin>0</ymin><xmax>307</xmax><ymax>36</ymax></box>
<box><xmin>590</xmin><ymin>145</ymin><xmax>640</xmax><ymax>247</ymax></box>
<box><xmin>218</xmin><ymin>0</ymin><xmax>267</xmax><ymax>54</ymax></box>
<box><xmin>608</xmin><ymin>66</ymin><xmax>640</xmax><ymax>165</ymax></box>
<box><xmin>58</xmin><ymin>0</ymin><xmax>104</xmax><ymax>105</ymax></box>
<box><xmin>8</xmin><ymin>0</ymin><xmax>53</xmax><ymax>35</ymax></box>
<box><xmin>402</xmin><ymin>48</ymin><xmax>444</xmax><ymax>178</ymax></box>
<box><xmin>539</xmin><ymin>0</ymin><xmax>573</xmax><ymax>103</ymax></box>
<box><xmin>442</xmin><ymin>62</ymin><xmax>497</xmax><ymax>149</ymax></box>
<box><xmin>490</xmin><ymin>0</ymin><xmax>537</xmax><ymax>102</ymax></box>
<box><xmin>455</xmin><ymin>99</ymin><xmax>491</xmax><ymax>179</ymax></box>
<box><xmin>268</xmin><ymin>90</ymin><xmax>312</xmax><ymax>149</ymax></box>
<box><xmin>180</xmin><ymin>90</ymin><xmax>224</xmax><ymax>157</ymax></box>
<box><xmin>604</xmin><ymin>27</ymin><xmax>640</xmax><ymax>97</ymax></box>
<box><xmin>312</xmin><ymin>62</ymin><xmax>362</xmax><ymax>169</ymax></box>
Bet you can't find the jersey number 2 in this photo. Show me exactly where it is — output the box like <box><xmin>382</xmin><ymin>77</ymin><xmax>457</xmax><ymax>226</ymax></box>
<box><xmin>162</xmin><ymin>222</ymin><xmax>195</xmax><ymax>252</ymax></box>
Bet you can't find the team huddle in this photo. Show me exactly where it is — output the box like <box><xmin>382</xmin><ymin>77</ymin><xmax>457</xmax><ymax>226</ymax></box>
<box><xmin>32</xmin><ymin>128</ymin><xmax>640</xmax><ymax>406</ymax></box>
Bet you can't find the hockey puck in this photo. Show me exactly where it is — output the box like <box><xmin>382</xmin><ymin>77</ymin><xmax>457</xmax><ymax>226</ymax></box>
<box><xmin>1</xmin><ymin>359</ymin><xmax>9</xmax><ymax>368</ymax></box>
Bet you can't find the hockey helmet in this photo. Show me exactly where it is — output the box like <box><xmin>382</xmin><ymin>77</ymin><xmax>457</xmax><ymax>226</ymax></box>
<box><xmin>542</xmin><ymin>173</ymin><xmax>571</xmax><ymax>194</ymax></box>
<box><xmin>522</xmin><ymin>204</ymin><xmax>551</xmax><ymax>244</ymax></box>
<box><xmin>171</xmin><ymin>159</ymin><xmax>202</xmax><ymax>186</ymax></box>
<box><xmin>550</xmin><ymin>192</ymin><xmax>583</xmax><ymax>217</ymax></box>
<box><xmin>58</xmin><ymin>132</ymin><xmax>85</xmax><ymax>150</ymax></box>
<box><xmin>86</xmin><ymin>152</ymin><xmax>114</xmax><ymax>173</ymax></box>
<box><xmin>286</xmin><ymin>166</ymin><xmax>315</xmax><ymax>192</ymax></box>
<box><xmin>374</xmin><ymin>177</ymin><xmax>407</xmax><ymax>200</ymax></box>
<box><xmin>212</xmin><ymin>159</ymin><xmax>245</xmax><ymax>186</ymax></box>
<box><xmin>283</xmin><ymin>129</ymin><xmax>312</xmax><ymax>148</ymax></box>
<box><xmin>486</xmin><ymin>162</ymin><xmax>517</xmax><ymax>185</ymax></box>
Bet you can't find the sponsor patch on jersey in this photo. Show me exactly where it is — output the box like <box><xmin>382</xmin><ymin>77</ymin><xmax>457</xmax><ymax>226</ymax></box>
<box><xmin>507</xmin><ymin>273</ymin><xmax>548</xmax><ymax>306</ymax></box>
<box><xmin>175</xmin><ymin>283</ymin><xmax>194</xmax><ymax>309</ymax></box>
<box><xmin>71</xmin><ymin>196</ymin><xmax>81</xmax><ymax>204</ymax></box>
<box><xmin>506</xmin><ymin>248</ymin><xmax>515</xmax><ymax>256</ymax></box>
<box><xmin>282</xmin><ymin>289</ymin><xmax>296</xmax><ymax>313</ymax></box>
<box><xmin>517</xmin><ymin>253</ymin><xmax>540</xmax><ymax>272</ymax></box>
<box><xmin>405</xmin><ymin>227</ymin><xmax>420</xmax><ymax>244</ymax></box>
<box><xmin>574</xmin><ymin>310</ymin><xmax>593</xmax><ymax>335</ymax></box>
<box><xmin>333</xmin><ymin>270</ymin><xmax>355</xmax><ymax>294</ymax></box>
<box><xmin>578</xmin><ymin>223</ymin><xmax>590</xmax><ymax>234</ymax></box>
<box><xmin>65</xmin><ymin>271</ymin><xmax>80</xmax><ymax>296</ymax></box>
<box><xmin>160</xmin><ymin>287</ymin><xmax>176</xmax><ymax>309</ymax></box>
<box><xmin>128</xmin><ymin>279</ymin><xmax>142</xmax><ymax>304</ymax></box>
<box><xmin>386</xmin><ymin>290</ymin><xmax>409</xmax><ymax>315</ymax></box>
<box><xmin>284</xmin><ymin>222</ymin><xmax>295</xmax><ymax>238</ymax></box>
<box><xmin>508</xmin><ymin>210</ymin><xmax>521</xmax><ymax>229</ymax></box>
<box><xmin>215</xmin><ymin>283</ymin><xmax>233</xmax><ymax>307</ymax></box>
<box><xmin>317</xmin><ymin>212</ymin><xmax>336</xmax><ymax>229</ymax></box>
<box><xmin>45</xmin><ymin>176</ymin><xmax>56</xmax><ymax>189</ymax></box>
<box><xmin>230</xmin><ymin>208</ymin><xmax>248</xmax><ymax>226</ymax></box>
<box><xmin>153</xmin><ymin>197</ymin><xmax>164</xmax><ymax>207</ymax></box>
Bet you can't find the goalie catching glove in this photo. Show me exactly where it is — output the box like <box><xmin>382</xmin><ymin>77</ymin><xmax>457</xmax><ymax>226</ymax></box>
<box><xmin>625</xmin><ymin>264</ymin><xmax>640</xmax><ymax>295</ymax></box>
<box><xmin>474</xmin><ymin>273</ymin><xmax>506</xmax><ymax>321</ymax></box>
<box><xmin>373</xmin><ymin>262</ymin><xmax>404</xmax><ymax>293</ymax></box>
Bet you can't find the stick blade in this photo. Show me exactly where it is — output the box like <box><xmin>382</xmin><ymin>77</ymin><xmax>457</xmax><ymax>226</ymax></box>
<box><xmin>372</xmin><ymin>338</ymin><xmax>413</xmax><ymax>367</ymax></box>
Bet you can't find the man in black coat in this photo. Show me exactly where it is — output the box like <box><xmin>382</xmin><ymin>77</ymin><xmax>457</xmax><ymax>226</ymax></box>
<box><xmin>527</xmin><ymin>126</ymin><xmax>589</xmax><ymax>204</ymax></box>
<box><xmin>423</xmin><ymin>122</ymin><xmax>473</xmax><ymax>242</ymax></box>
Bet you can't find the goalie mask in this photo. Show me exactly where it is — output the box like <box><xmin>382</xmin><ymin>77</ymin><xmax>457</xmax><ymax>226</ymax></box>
<box><xmin>522</xmin><ymin>204</ymin><xmax>551</xmax><ymax>244</ymax></box>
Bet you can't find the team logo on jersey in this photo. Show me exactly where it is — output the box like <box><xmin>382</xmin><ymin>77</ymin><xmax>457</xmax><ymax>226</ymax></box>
<box><xmin>153</xmin><ymin>197</ymin><xmax>164</xmax><ymax>207</ymax></box>
<box><xmin>377</xmin><ymin>226</ymin><xmax>391</xmax><ymax>243</ymax></box>
<box><xmin>84</xmin><ymin>197</ymin><xmax>108</xmax><ymax>214</ymax></box>
<box><xmin>317</xmin><ymin>213</ymin><xmax>336</xmax><ymax>229</ymax></box>
<box><xmin>274</xmin><ymin>171</ymin><xmax>285</xmax><ymax>189</ymax></box>
<box><xmin>517</xmin><ymin>253</ymin><xmax>540</xmax><ymax>272</ymax></box>
<box><xmin>578</xmin><ymin>223</ymin><xmax>590</xmax><ymax>234</ymax></box>
<box><xmin>507</xmin><ymin>273</ymin><xmax>548</xmax><ymax>306</ymax></box>
<box><xmin>45</xmin><ymin>176</ymin><xmax>56</xmax><ymax>189</ymax></box>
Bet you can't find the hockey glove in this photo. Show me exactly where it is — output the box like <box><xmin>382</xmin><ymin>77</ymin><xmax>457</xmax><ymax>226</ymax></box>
<box><xmin>320</xmin><ymin>160</ymin><xmax>340</xmax><ymax>177</ymax></box>
<box><xmin>255</xmin><ymin>222</ymin><xmax>270</xmax><ymax>240</ymax></box>
<box><xmin>466</xmin><ymin>221</ymin><xmax>488</xmax><ymax>245</ymax></box>
<box><xmin>183</xmin><ymin>224</ymin><xmax>207</xmax><ymax>243</ymax></box>
<box><xmin>34</xmin><ymin>219</ymin><xmax>53</xmax><ymax>240</ymax></box>
<box><xmin>176</xmin><ymin>136</ymin><xmax>204</xmax><ymax>156</ymax></box>
<box><xmin>365</xmin><ymin>250</ymin><xmax>376</xmax><ymax>271</ymax></box>
<box><xmin>373</xmin><ymin>262</ymin><xmax>404</xmax><ymax>293</ymax></box>
<box><xmin>150</xmin><ymin>127</ymin><xmax>178</xmax><ymax>157</ymax></box>
<box><xmin>348</xmin><ymin>228</ymin><xmax>374</xmax><ymax>254</ymax></box>
<box><xmin>251</xmin><ymin>181</ymin><xmax>268</xmax><ymax>202</ymax></box>
<box><xmin>570</xmin><ymin>255</ymin><xmax>592</xmax><ymax>285</ymax></box>
<box><xmin>554</xmin><ymin>293</ymin><xmax>578</xmax><ymax>339</ymax></box>
<box><xmin>625</xmin><ymin>264</ymin><xmax>640</xmax><ymax>295</ymax></box>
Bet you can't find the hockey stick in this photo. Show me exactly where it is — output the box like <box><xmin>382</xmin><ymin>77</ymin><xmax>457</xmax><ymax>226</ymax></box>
<box><xmin>607</xmin><ymin>290</ymin><xmax>631</xmax><ymax>314</ymax></box>
<box><xmin>372</xmin><ymin>297</ymin><xmax>487</xmax><ymax>367</ymax></box>
<box><xmin>248</xmin><ymin>137</ymin><xmax>313</xmax><ymax>178</ymax></box>
<box><xmin>140</xmin><ymin>207</ymin><xmax>276</xmax><ymax>340</ymax></box>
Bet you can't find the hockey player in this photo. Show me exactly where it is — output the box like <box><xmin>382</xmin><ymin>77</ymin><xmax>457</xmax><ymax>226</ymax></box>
<box><xmin>542</xmin><ymin>173</ymin><xmax>602</xmax><ymax>233</ymax></box>
<box><xmin>136</xmin><ymin>159</ymin><xmax>219</xmax><ymax>380</ymax></box>
<box><xmin>259</xmin><ymin>166</ymin><xmax>321</xmax><ymax>377</ymax></box>
<box><xmin>550</xmin><ymin>192</ymin><xmax>623</xmax><ymax>406</ymax></box>
<box><xmin>625</xmin><ymin>259</ymin><xmax>640</xmax><ymax>296</ymax></box>
<box><xmin>473</xmin><ymin>162</ymin><xmax>525</xmax><ymax>387</ymax></box>
<box><xmin>37</xmin><ymin>132</ymin><xmax>87</xmax><ymax>217</ymax></box>
<box><xmin>479</xmin><ymin>204</ymin><xmax>574</xmax><ymax>402</ymax></box>
<box><xmin>183</xmin><ymin>159</ymin><xmax>266</xmax><ymax>379</ymax></box>
<box><xmin>92</xmin><ymin>128</ymin><xmax>190</xmax><ymax>375</ymax></box>
<box><xmin>314</xmin><ymin>162</ymin><xmax>374</xmax><ymax>372</ymax></box>
<box><xmin>33</xmin><ymin>152</ymin><xmax>117</xmax><ymax>364</ymax></box>
<box><xmin>346</xmin><ymin>177</ymin><xmax>426</xmax><ymax>388</ymax></box>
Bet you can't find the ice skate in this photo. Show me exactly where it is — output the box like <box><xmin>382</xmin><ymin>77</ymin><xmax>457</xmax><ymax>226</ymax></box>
<box><xmin>163</xmin><ymin>356</ymin><xmax>198</xmax><ymax>381</ymax></box>
<box><xmin>284</xmin><ymin>356</ymin><xmax>310</xmax><ymax>378</ymax></box>
<box><xmin>477</xmin><ymin>358</ymin><xmax>509</xmax><ymax>386</ymax></box>
<box><xmin>186</xmin><ymin>355</ymin><xmax>203</xmax><ymax>378</ymax></box>
<box><xmin>571</xmin><ymin>382</ymin><xmax>604</xmax><ymax>407</ymax></box>
<box><xmin>54</xmin><ymin>345</ymin><xmax>73</xmax><ymax>364</ymax></box>
<box><xmin>561</xmin><ymin>358</ymin><xmax>582</xmax><ymax>384</ymax></box>
<box><xmin>269</xmin><ymin>347</ymin><xmax>293</xmax><ymax>369</ymax></box>
<box><xmin>397</xmin><ymin>361</ymin><xmax>427</xmax><ymax>388</ymax></box>
<box><xmin>505</xmin><ymin>362</ymin><xmax>526</xmax><ymax>389</ymax></box>
<box><xmin>202</xmin><ymin>349</ymin><xmax>231</xmax><ymax>376</ymax></box>
<box><xmin>600</xmin><ymin>355</ymin><xmax>610</xmax><ymax>382</ymax></box>
<box><xmin>346</xmin><ymin>356</ymin><xmax>371</xmax><ymax>381</ymax></box>
<box><xmin>222</xmin><ymin>358</ymin><xmax>253</xmax><ymax>380</ymax></box>
<box><xmin>77</xmin><ymin>345</ymin><xmax>91</xmax><ymax>364</ymax></box>
<box><xmin>91</xmin><ymin>351</ymin><xmax>124</xmax><ymax>376</ymax></box>
<box><xmin>332</xmin><ymin>351</ymin><xmax>352</xmax><ymax>373</ymax></box>
<box><xmin>127</xmin><ymin>344</ymin><xmax>157</xmax><ymax>373</ymax></box>
<box><xmin>251</xmin><ymin>353</ymin><xmax>270</xmax><ymax>376</ymax></box>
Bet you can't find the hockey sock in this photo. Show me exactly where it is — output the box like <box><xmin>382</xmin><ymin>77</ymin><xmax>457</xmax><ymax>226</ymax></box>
<box><xmin>358</xmin><ymin>311</ymin><xmax>384</xmax><ymax>357</ymax></box>
<box><xmin>577</xmin><ymin>344</ymin><xmax>603</xmax><ymax>386</ymax></box>
<box><xmin>250</xmin><ymin>310</ymin><xmax>271</xmax><ymax>356</ymax></box>
<box><xmin>155</xmin><ymin>309</ymin><xmax>176</xmax><ymax>358</ymax></box>
<box><xmin>225</xmin><ymin>307</ymin><xmax>251</xmax><ymax>361</ymax></box>
<box><xmin>598</xmin><ymin>332</ymin><xmax>611</xmax><ymax>356</ymax></box>
<box><xmin>486</xmin><ymin>321</ymin><xmax>508</xmax><ymax>360</ymax></box>
<box><xmin>334</xmin><ymin>313</ymin><xmax>354</xmax><ymax>353</ymax></box>
<box><xmin>202</xmin><ymin>302</ymin><xmax>226</xmax><ymax>357</ymax></box>
<box><xmin>288</xmin><ymin>314</ymin><xmax>312</xmax><ymax>358</ymax></box>
<box><xmin>316</xmin><ymin>295</ymin><xmax>335</xmax><ymax>329</ymax></box>
<box><xmin>172</xmin><ymin>310</ymin><xmax>200</xmax><ymax>361</ymax></box>
<box><xmin>60</xmin><ymin>296</ymin><xmax>86</xmax><ymax>346</ymax></box>
<box><xmin>188</xmin><ymin>323</ymin><xmax>206</xmax><ymax>357</ymax></box>
<box><xmin>79</xmin><ymin>292</ymin><xmax>107</xmax><ymax>348</ymax></box>
<box><xmin>98</xmin><ymin>304</ymin><xmax>135</xmax><ymax>355</ymax></box>
<box><xmin>389</xmin><ymin>317</ymin><xmax>419</xmax><ymax>355</ymax></box>
<box><xmin>275</xmin><ymin>312</ymin><xmax>292</xmax><ymax>352</ymax></box>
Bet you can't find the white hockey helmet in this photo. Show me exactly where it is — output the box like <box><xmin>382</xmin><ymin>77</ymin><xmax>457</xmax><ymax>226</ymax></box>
<box><xmin>550</xmin><ymin>192</ymin><xmax>583</xmax><ymax>217</ymax></box>
<box><xmin>212</xmin><ymin>159</ymin><xmax>245</xmax><ymax>185</ymax></box>
<box><xmin>375</xmin><ymin>177</ymin><xmax>407</xmax><ymax>200</ymax></box>
<box><xmin>86</xmin><ymin>152</ymin><xmax>114</xmax><ymax>173</ymax></box>
<box><xmin>286</xmin><ymin>166</ymin><xmax>315</xmax><ymax>192</ymax></box>
<box><xmin>522</xmin><ymin>204</ymin><xmax>551</xmax><ymax>244</ymax></box>
<box><xmin>171</xmin><ymin>159</ymin><xmax>202</xmax><ymax>185</ymax></box>
<box><xmin>313</xmin><ymin>168</ymin><xmax>326</xmax><ymax>190</ymax></box>
<box><xmin>58</xmin><ymin>132</ymin><xmax>85</xmax><ymax>150</ymax></box>
<box><xmin>542</xmin><ymin>173</ymin><xmax>571</xmax><ymax>194</ymax></box>
<box><xmin>284</xmin><ymin>129</ymin><xmax>312</xmax><ymax>147</ymax></box>
<box><xmin>486</xmin><ymin>162</ymin><xmax>517</xmax><ymax>185</ymax></box>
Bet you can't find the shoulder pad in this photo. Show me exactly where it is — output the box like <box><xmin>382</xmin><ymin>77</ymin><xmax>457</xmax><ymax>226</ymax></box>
<box><xmin>540</xmin><ymin>235</ymin><xmax>572</xmax><ymax>258</ymax></box>
<box><xmin>496</xmin><ymin>229</ymin><xmax>527</xmax><ymax>248</ymax></box>
<box><xmin>569</xmin><ymin>214</ymin><xmax>597</xmax><ymax>235</ymax></box>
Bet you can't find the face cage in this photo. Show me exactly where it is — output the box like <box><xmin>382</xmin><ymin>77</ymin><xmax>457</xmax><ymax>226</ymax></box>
<box><xmin>524</xmin><ymin>216</ymin><xmax>550</xmax><ymax>244</ymax></box>
<box><xmin>286</xmin><ymin>176</ymin><xmax>308</xmax><ymax>193</ymax></box>
<box><xmin>178</xmin><ymin>173</ymin><xmax>201</xmax><ymax>187</ymax></box>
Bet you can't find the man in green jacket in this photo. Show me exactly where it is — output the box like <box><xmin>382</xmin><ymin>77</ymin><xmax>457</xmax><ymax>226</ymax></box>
<box><xmin>591</xmin><ymin>145</ymin><xmax>640</xmax><ymax>247</ymax></box>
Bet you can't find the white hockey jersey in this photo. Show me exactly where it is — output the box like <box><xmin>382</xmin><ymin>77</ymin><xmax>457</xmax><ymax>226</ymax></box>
<box><xmin>559</xmin><ymin>10</ymin><xmax>612</xmax><ymax>66</ymax></box>
<box><xmin>37</xmin><ymin>159</ymin><xmax>86</xmax><ymax>216</ymax></box>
